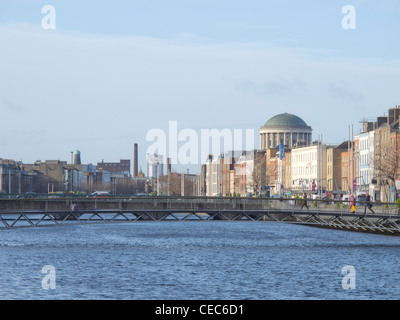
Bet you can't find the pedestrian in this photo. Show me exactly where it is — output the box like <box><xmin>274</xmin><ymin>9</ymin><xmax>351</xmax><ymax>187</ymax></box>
<box><xmin>364</xmin><ymin>193</ymin><xmax>375</xmax><ymax>215</ymax></box>
<box><xmin>301</xmin><ymin>193</ymin><xmax>309</xmax><ymax>210</ymax></box>
<box><xmin>350</xmin><ymin>194</ymin><xmax>355</xmax><ymax>213</ymax></box>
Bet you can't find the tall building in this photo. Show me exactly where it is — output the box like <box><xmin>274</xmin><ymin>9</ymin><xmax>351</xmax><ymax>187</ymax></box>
<box><xmin>147</xmin><ymin>153</ymin><xmax>164</xmax><ymax>178</ymax></box>
<box><xmin>205</xmin><ymin>155</ymin><xmax>218</xmax><ymax>196</ymax></box>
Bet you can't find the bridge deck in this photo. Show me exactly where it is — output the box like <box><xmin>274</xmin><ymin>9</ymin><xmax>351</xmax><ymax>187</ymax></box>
<box><xmin>0</xmin><ymin>196</ymin><xmax>399</xmax><ymax>235</ymax></box>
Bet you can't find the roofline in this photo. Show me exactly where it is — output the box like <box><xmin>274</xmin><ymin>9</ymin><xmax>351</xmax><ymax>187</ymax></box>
<box><xmin>260</xmin><ymin>125</ymin><xmax>312</xmax><ymax>130</ymax></box>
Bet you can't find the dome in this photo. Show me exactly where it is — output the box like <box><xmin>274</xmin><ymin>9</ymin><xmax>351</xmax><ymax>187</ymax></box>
<box><xmin>264</xmin><ymin>113</ymin><xmax>308</xmax><ymax>127</ymax></box>
<box><xmin>74</xmin><ymin>149</ymin><xmax>81</xmax><ymax>155</ymax></box>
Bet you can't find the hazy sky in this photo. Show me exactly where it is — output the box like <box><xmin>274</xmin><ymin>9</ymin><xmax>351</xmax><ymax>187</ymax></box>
<box><xmin>1</xmin><ymin>1</ymin><xmax>400</xmax><ymax>173</ymax></box>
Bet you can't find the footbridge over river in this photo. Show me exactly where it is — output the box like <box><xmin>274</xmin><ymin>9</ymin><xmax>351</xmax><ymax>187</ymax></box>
<box><xmin>1</xmin><ymin>196</ymin><xmax>400</xmax><ymax>235</ymax></box>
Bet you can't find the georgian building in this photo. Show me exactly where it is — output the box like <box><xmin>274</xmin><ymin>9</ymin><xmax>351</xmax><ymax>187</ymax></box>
<box><xmin>290</xmin><ymin>143</ymin><xmax>327</xmax><ymax>194</ymax></box>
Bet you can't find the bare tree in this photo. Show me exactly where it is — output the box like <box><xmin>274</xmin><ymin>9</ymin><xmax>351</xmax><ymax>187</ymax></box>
<box><xmin>162</xmin><ymin>172</ymin><xmax>181</xmax><ymax>195</ymax></box>
<box><xmin>373</xmin><ymin>137</ymin><xmax>400</xmax><ymax>198</ymax></box>
<box><xmin>252</xmin><ymin>151</ymin><xmax>266</xmax><ymax>194</ymax></box>
<box><xmin>266</xmin><ymin>158</ymin><xmax>278</xmax><ymax>187</ymax></box>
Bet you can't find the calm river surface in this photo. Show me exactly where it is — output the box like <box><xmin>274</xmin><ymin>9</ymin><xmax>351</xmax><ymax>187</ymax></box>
<box><xmin>1</xmin><ymin>221</ymin><xmax>400</xmax><ymax>300</ymax></box>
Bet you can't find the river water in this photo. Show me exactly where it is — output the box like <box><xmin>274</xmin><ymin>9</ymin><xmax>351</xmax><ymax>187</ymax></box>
<box><xmin>1</xmin><ymin>221</ymin><xmax>399</xmax><ymax>300</ymax></box>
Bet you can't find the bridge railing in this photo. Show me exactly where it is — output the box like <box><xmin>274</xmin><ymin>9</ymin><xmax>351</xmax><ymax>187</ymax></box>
<box><xmin>0</xmin><ymin>195</ymin><xmax>399</xmax><ymax>215</ymax></box>
<box><xmin>1</xmin><ymin>196</ymin><xmax>400</xmax><ymax>231</ymax></box>
<box><xmin>279</xmin><ymin>197</ymin><xmax>400</xmax><ymax>215</ymax></box>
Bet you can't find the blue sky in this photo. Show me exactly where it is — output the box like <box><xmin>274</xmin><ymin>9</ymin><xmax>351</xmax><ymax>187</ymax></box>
<box><xmin>0</xmin><ymin>1</ymin><xmax>399</xmax><ymax>172</ymax></box>
<box><xmin>1</xmin><ymin>0</ymin><xmax>399</xmax><ymax>56</ymax></box>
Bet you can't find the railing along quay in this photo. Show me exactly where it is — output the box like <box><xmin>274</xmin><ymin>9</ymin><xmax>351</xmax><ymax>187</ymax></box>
<box><xmin>1</xmin><ymin>196</ymin><xmax>400</xmax><ymax>235</ymax></box>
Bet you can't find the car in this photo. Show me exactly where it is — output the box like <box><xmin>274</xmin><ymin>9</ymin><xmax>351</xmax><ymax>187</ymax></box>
<box><xmin>24</xmin><ymin>192</ymin><xmax>37</xmax><ymax>199</ymax></box>
<box><xmin>91</xmin><ymin>191</ymin><xmax>110</xmax><ymax>198</ymax></box>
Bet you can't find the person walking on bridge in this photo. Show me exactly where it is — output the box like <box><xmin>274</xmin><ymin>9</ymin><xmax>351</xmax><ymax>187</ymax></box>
<box><xmin>301</xmin><ymin>193</ymin><xmax>309</xmax><ymax>210</ymax></box>
<box><xmin>350</xmin><ymin>194</ymin><xmax>356</xmax><ymax>213</ymax></box>
<box><xmin>364</xmin><ymin>193</ymin><xmax>375</xmax><ymax>215</ymax></box>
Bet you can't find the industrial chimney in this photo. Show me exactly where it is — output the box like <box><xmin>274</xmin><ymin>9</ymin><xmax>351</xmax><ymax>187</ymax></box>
<box><xmin>133</xmin><ymin>143</ymin><xmax>138</xmax><ymax>177</ymax></box>
<box><xmin>167</xmin><ymin>157</ymin><xmax>171</xmax><ymax>176</ymax></box>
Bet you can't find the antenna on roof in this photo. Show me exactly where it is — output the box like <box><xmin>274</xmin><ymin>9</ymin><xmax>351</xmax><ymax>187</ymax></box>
<box><xmin>359</xmin><ymin>117</ymin><xmax>376</xmax><ymax>124</ymax></box>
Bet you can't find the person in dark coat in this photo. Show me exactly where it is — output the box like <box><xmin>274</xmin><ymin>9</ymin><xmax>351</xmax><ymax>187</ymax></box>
<box><xmin>364</xmin><ymin>193</ymin><xmax>375</xmax><ymax>215</ymax></box>
<box><xmin>301</xmin><ymin>193</ymin><xmax>309</xmax><ymax>210</ymax></box>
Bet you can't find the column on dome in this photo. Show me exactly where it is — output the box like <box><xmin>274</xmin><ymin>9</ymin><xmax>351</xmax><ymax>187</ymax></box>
<box><xmin>271</xmin><ymin>133</ymin><xmax>275</xmax><ymax>148</ymax></box>
<box><xmin>264</xmin><ymin>133</ymin><xmax>267</xmax><ymax>149</ymax></box>
<box><xmin>269</xmin><ymin>132</ymin><xmax>272</xmax><ymax>148</ymax></box>
<box><xmin>283</xmin><ymin>131</ymin><xmax>287</xmax><ymax>146</ymax></box>
<box><xmin>290</xmin><ymin>132</ymin><xmax>293</xmax><ymax>148</ymax></box>
<box><xmin>260</xmin><ymin>133</ymin><xmax>264</xmax><ymax>150</ymax></box>
<box><xmin>263</xmin><ymin>133</ymin><xmax>266</xmax><ymax>149</ymax></box>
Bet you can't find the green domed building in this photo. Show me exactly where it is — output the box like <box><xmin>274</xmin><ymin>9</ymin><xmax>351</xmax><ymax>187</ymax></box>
<box><xmin>260</xmin><ymin>113</ymin><xmax>312</xmax><ymax>149</ymax></box>
<box><xmin>74</xmin><ymin>149</ymin><xmax>81</xmax><ymax>165</ymax></box>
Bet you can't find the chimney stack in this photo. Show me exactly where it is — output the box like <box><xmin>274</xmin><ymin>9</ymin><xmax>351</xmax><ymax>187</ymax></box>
<box><xmin>133</xmin><ymin>143</ymin><xmax>138</xmax><ymax>177</ymax></box>
<box><xmin>167</xmin><ymin>158</ymin><xmax>171</xmax><ymax>176</ymax></box>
